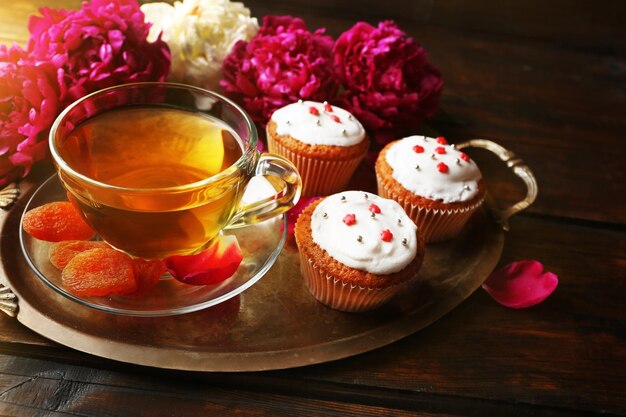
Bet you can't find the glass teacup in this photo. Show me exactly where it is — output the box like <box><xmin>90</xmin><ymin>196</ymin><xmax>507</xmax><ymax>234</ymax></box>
<box><xmin>49</xmin><ymin>82</ymin><xmax>301</xmax><ymax>260</ymax></box>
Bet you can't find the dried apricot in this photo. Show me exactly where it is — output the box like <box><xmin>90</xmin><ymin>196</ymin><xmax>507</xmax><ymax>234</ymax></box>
<box><xmin>62</xmin><ymin>248</ymin><xmax>137</xmax><ymax>297</ymax></box>
<box><xmin>128</xmin><ymin>258</ymin><xmax>166</xmax><ymax>296</ymax></box>
<box><xmin>23</xmin><ymin>202</ymin><xmax>95</xmax><ymax>242</ymax></box>
<box><xmin>49</xmin><ymin>240</ymin><xmax>110</xmax><ymax>270</ymax></box>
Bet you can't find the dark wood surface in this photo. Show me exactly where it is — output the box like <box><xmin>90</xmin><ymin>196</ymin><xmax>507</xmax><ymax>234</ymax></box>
<box><xmin>1</xmin><ymin>1</ymin><xmax>625</xmax><ymax>416</ymax></box>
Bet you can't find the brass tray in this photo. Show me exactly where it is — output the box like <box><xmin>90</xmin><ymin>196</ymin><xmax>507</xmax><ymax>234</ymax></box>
<box><xmin>0</xmin><ymin>140</ymin><xmax>537</xmax><ymax>371</ymax></box>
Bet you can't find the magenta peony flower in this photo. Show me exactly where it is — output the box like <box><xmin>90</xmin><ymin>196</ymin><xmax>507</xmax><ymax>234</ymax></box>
<box><xmin>221</xmin><ymin>15</ymin><xmax>339</xmax><ymax>125</ymax></box>
<box><xmin>27</xmin><ymin>0</ymin><xmax>170</xmax><ymax>104</ymax></box>
<box><xmin>0</xmin><ymin>45</ymin><xmax>67</xmax><ymax>185</ymax></box>
<box><xmin>333</xmin><ymin>21</ymin><xmax>443</xmax><ymax>143</ymax></box>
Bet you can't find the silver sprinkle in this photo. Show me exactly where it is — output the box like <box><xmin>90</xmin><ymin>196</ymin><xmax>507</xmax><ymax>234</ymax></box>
<box><xmin>415</xmin><ymin>164</ymin><xmax>421</xmax><ymax>171</ymax></box>
<box><xmin>316</xmin><ymin>120</ymin><xmax>321</xmax><ymax>126</ymax></box>
<box><xmin>286</xmin><ymin>120</ymin><xmax>291</xmax><ymax>125</ymax></box>
<box><xmin>464</xmin><ymin>185</ymin><xmax>471</xmax><ymax>191</ymax></box>
<box><xmin>323</xmin><ymin>101</ymin><xmax>328</xmax><ymax>105</ymax></box>
<box><xmin>342</xmin><ymin>129</ymin><xmax>347</xmax><ymax>136</ymax></box>
<box><xmin>431</xmin><ymin>154</ymin><xmax>437</xmax><ymax>160</ymax></box>
<box><xmin>298</xmin><ymin>99</ymin><xmax>303</xmax><ymax>104</ymax></box>
<box><xmin>357</xmin><ymin>235</ymin><xmax>363</xmax><ymax>243</ymax></box>
<box><xmin>364</xmin><ymin>194</ymin><xmax>368</xmax><ymax>200</ymax></box>
<box><xmin>402</xmin><ymin>238</ymin><xmax>408</xmax><ymax>245</ymax></box>
<box><xmin>341</xmin><ymin>196</ymin><xmax>346</xmax><ymax>202</ymax></box>
<box><xmin>348</xmin><ymin>115</ymin><xmax>353</xmax><ymax>120</ymax></box>
<box><xmin>370</xmin><ymin>212</ymin><xmax>376</xmax><ymax>218</ymax></box>
<box><xmin>397</xmin><ymin>218</ymin><xmax>402</xmax><ymax>225</ymax></box>
<box><xmin>456</xmin><ymin>158</ymin><xmax>461</xmax><ymax>165</ymax></box>
<box><xmin>322</xmin><ymin>212</ymin><xmax>328</xmax><ymax>218</ymax></box>
<box><xmin>450</xmin><ymin>144</ymin><xmax>456</xmax><ymax>149</ymax></box>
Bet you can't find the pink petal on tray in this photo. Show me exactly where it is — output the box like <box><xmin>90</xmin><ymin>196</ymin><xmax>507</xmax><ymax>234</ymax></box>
<box><xmin>482</xmin><ymin>260</ymin><xmax>558</xmax><ymax>308</ymax></box>
<box><xmin>166</xmin><ymin>235</ymin><xmax>243</xmax><ymax>286</ymax></box>
<box><xmin>287</xmin><ymin>196</ymin><xmax>322</xmax><ymax>235</ymax></box>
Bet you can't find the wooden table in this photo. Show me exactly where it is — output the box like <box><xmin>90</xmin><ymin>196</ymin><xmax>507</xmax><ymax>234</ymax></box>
<box><xmin>1</xmin><ymin>1</ymin><xmax>624</xmax><ymax>416</ymax></box>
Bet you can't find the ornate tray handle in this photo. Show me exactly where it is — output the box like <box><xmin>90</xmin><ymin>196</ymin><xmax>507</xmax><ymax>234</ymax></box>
<box><xmin>0</xmin><ymin>182</ymin><xmax>19</xmax><ymax>209</ymax></box>
<box><xmin>456</xmin><ymin>139</ymin><xmax>538</xmax><ymax>231</ymax></box>
<box><xmin>0</xmin><ymin>285</ymin><xmax>18</xmax><ymax>317</ymax></box>
<box><xmin>0</xmin><ymin>182</ymin><xmax>20</xmax><ymax>317</ymax></box>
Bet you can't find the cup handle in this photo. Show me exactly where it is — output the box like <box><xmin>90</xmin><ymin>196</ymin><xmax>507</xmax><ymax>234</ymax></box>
<box><xmin>456</xmin><ymin>139</ymin><xmax>538</xmax><ymax>231</ymax></box>
<box><xmin>226</xmin><ymin>153</ymin><xmax>302</xmax><ymax>229</ymax></box>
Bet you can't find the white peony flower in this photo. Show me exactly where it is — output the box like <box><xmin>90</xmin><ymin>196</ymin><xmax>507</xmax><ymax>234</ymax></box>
<box><xmin>141</xmin><ymin>0</ymin><xmax>258</xmax><ymax>91</ymax></box>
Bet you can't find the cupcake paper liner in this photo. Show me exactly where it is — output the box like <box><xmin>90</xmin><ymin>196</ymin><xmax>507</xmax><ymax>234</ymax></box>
<box><xmin>268</xmin><ymin>136</ymin><xmax>365</xmax><ymax>196</ymax></box>
<box><xmin>376</xmin><ymin>175</ymin><xmax>483</xmax><ymax>243</ymax></box>
<box><xmin>299</xmin><ymin>252</ymin><xmax>403</xmax><ymax>312</ymax></box>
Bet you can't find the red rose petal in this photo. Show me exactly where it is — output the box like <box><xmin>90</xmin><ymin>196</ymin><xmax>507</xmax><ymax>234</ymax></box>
<box><xmin>482</xmin><ymin>260</ymin><xmax>558</xmax><ymax>309</ymax></box>
<box><xmin>166</xmin><ymin>235</ymin><xmax>243</xmax><ymax>286</ymax></box>
<box><xmin>287</xmin><ymin>196</ymin><xmax>322</xmax><ymax>235</ymax></box>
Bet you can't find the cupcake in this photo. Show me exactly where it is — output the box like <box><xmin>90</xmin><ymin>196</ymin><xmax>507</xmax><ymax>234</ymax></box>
<box><xmin>375</xmin><ymin>135</ymin><xmax>485</xmax><ymax>242</ymax></box>
<box><xmin>295</xmin><ymin>191</ymin><xmax>425</xmax><ymax>312</ymax></box>
<box><xmin>267</xmin><ymin>100</ymin><xmax>369</xmax><ymax>196</ymax></box>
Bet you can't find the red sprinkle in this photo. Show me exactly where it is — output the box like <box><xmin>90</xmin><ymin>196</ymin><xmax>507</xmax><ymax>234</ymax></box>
<box><xmin>436</xmin><ymin>136</ymin><xmax>447</xmax><ymax>144</ymax></box>
<box><xmin>380</xmin><ymin>229</ymin><xmax>393</xmax><ymax>242</ymax></box>
<box><xmin>343</xmin><ymin>213</ymin><xmax>356</xmax><ymax>226</ymax></box>
<box><xmin>437</xmin><ymin>162</ymin><xmax>449</xmax><ymax>173</ymax></box>
<box><xmin>460</xmin><ymin>152</ymin><xmax>470</xmax><ymax>162</ymax></box>
<box><xmin>309</xmin><ymin>106</ymin><xmax>320</xmax><ymax>116</ymax></box>
<box><xmin>412</xmin><ymin>145</ymin><xmax>424</xmax><ymax>153</ymax></box>
<box><xmin>331</xmin><ymin>115</ymin><xmax>341</xmax><ymax>123</ymax></box>
<box><xmin>324</xmin><ymin>103</ymin><xmax>333</xmax><ymax>112</ymax></box>
<box><xmin>435</xmin><ymin>146</ymin><xmax>446</xmax><ymax>154</ymax></box>
<box><xmin>368</xmin><ymin>203</ymin><xmax>381</xmax><ymax>214</ymax></box>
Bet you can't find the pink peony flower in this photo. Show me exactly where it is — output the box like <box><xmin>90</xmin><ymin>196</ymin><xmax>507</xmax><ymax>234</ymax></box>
<box><xmin>27</xmin><ymin>0</ymin><xmax>170</xmax><ymax>104</ymax></box>
<box><xmin>221</xmin><ymin>15</ymin><xmax>339</xmax><ymax>125</ymax></box>
<box><xmin>0</xmin><ymin>45</ymin><xmax>67</xmax><ymax>185</ymax></box>
<box><xmin>333</xmin><ymin>21</ymin><xmax>443</xmax><ymax>144</ymax></box>
<box><xmin>482</xmin><ymin>260</ymin><xmax>559</xmax><ymax>309</ymax></box>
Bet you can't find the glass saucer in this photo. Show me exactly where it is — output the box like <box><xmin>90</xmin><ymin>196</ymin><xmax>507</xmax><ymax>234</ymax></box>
<box><xmin>19</xmin><ymin>175</ymin><xmax>287</xmax><ymax>317</ymax></box>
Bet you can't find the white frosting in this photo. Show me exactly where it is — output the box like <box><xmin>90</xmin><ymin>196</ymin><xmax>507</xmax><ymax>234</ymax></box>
<box><xmin>271</xmin><ymin>101</ymin><xmax>365</xmax><ymax>146</ymax></box>
<box><xmin>385</xmin><ymin>136</ymin><xmax>482</xmax><ymax>203</ymax></box>
<box><xmin>311</xmin><ymin>191</ymin><xmax>418</xmax><ymax>275</ymax></box>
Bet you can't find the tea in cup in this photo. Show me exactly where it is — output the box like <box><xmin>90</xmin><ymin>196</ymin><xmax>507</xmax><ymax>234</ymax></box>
<box><xmin>50</xmin><ymin>83</ymin><xmax>301</xmax><ymax>260</ymax></box>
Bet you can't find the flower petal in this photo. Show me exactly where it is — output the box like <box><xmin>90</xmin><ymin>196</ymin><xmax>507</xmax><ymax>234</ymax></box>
<box><xmin>482</xmin><ymin>260</ymin><xmax>558</xmax><ymax>309</ymax></box>
<box><xmin>165</xmin><ymin>235</ymin><xmax>243</xmax><ymax>286</ymax></box>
